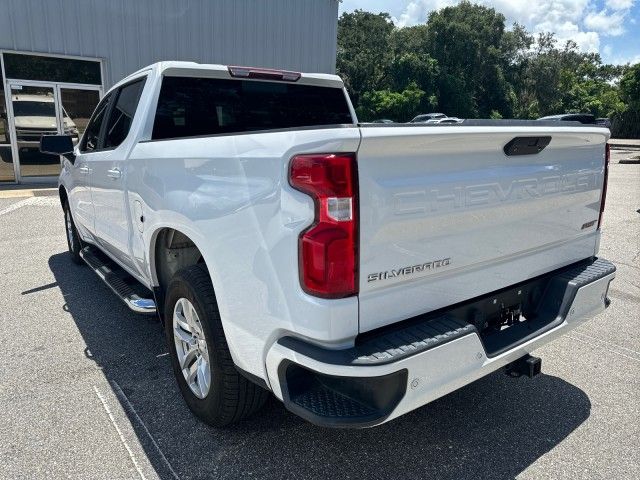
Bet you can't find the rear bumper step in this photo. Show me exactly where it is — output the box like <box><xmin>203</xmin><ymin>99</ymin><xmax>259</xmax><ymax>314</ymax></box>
<box><xmin>79</xmin><ymin>246</ymin><xmax>156</xmax><ymax>315</ymax></box>
<box><xmin>267</xmin><ymin>257</ymin><xmax>615</xmax><ymax>428</ymax></box>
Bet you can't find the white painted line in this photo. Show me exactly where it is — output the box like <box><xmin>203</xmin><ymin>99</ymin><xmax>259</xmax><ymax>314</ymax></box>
<box><xmin>0</xmin><ymin>196</ymin><xmax>59</xmax><ymax>216</ymax></box>
<box><xmin>0</xmin><ymin>198</ymin><xmax>33</xmax><ymax>216</ymax></box>
<box><xmin>112</xmin><ymin>381</ymin><xmax>181</xmax><ymax>480</ymax></box>
<box><xmin>93</xmin><ymin>385</ymin><xmax>148</xmax><ymax>480</ymax></box>
<box><xmin>567</xmin><ymin>335</ymin><xmax>640</xmax><ymax>363</ymax></box>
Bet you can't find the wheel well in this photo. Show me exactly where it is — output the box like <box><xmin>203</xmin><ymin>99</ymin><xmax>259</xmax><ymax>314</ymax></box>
<box><xmin>59</xmin><ymin>186</ymin><xmax>68</xmax><ymax>207</ymax></box>
<box><xmin>154</xmin><ymin>228</ymin><xmax>205</xmax><ymax>296</ymax></box>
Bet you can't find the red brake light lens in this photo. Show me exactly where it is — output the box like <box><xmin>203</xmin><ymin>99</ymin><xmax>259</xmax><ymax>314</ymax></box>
<box><xmin>289</xmin><ymin>154</ymin><xmax>358</xmax><ymax>298</ymax></box>
<box><xmin>598</xmin><ymin>142</ymin><xmax>610</xmax><ymax>229</ymax></box>
<box><xmin>228</xmin><ymin>65</ymin><xmax>301</xmax><ymax>82</ymax></box>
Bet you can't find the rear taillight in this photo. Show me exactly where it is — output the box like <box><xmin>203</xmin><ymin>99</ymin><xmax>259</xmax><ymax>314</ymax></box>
<box><xmin>289</xmin><ymin>153</ymin><xmax>358</xmax><ymax>298</ymax></box>
<box><xmin>598</xmin><ymin>142</ymin><xmax>610</xmax><ymax>229</ymax></box>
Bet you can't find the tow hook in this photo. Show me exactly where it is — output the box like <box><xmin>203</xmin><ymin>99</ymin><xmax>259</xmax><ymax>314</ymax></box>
<box><xmin>505</xmin><ymin>354</ymin><xmax>542</xmax><ymax>378</ymax></box>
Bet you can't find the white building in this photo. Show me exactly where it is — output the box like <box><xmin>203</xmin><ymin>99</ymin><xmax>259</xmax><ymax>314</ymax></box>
<box><xmin>0</xmin><ymin>0</ymin><xmax>339</xmax><ymax>183</ymax></box>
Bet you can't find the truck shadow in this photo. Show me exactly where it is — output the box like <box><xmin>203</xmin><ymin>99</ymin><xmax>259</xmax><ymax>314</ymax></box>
<box><xmin>49</xmin><ymin>252</ymin><xmax>591</xmax><ymax>480</ymax></box>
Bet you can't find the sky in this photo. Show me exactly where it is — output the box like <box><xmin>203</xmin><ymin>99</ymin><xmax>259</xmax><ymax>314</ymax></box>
<box><xmin>339</xmin><ymin>0</ymin><xmax>640</xmax><ymax>65</ymax></box>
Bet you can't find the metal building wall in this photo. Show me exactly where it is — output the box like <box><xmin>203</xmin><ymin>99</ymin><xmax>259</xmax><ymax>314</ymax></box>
<box><xmin>0</xmin><ymin>0</ymin><xmax>339</xmax><ymax>88</ymax></box>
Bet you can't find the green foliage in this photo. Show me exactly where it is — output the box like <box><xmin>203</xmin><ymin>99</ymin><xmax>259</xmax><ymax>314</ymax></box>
<box><xmin>336</xmin><ymin>10</ymin><xmax>395</xmax><ymax>105</ymax></box>
<box><xmin>357</xmin><ymin>82</ymin><xmax>427</xmax><ymax>121</ymax></box>
<box><xmin>336</xmin><ymin>1</ymin><xmax>639</xmax><ymax>137</ymax></box>
<box><xmin>426</xmin><ymin>1</ymin><xmax>513</xmax><ymax>117</ymax></box>
<box><xmin>619</xmin><ymin>63</ymin><xmax>640</xmax><ymax>110</ymax></box>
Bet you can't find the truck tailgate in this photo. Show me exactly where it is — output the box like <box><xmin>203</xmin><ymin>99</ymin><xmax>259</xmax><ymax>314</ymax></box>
<box><xmin>357</xmin><ymin>125</ymin><xmax>609</xmax><ymax>333</ymax></box>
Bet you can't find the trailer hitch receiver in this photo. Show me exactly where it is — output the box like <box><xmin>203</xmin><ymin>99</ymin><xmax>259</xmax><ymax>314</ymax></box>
<box><xmin>505</xmin><ymin>354</ymin><xmax>542</xmax><ymax>378</ymax></box>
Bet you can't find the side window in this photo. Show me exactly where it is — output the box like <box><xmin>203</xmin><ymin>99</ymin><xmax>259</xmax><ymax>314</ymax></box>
<box><xmin>104</xmin><ymin>77</ymin><xmax>146</xmax><ymax>149</ymax></box>
<box><xmin>80</xmin><ymin>93</ymin><xmax>112</xmax><ymax>152</ymax></box>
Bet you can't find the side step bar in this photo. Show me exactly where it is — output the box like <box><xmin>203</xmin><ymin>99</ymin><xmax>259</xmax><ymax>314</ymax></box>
<box><xmin>79</xmin><ymin>246</ymin><xmax>156</xmax><ymax>315</ymax></box>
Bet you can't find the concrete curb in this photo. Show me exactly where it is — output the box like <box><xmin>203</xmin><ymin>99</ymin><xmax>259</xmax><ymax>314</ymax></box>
<box><xmin>0</xmin><ymin>187</ymin><xmax>58</xmax><ymax>199</ymax></box>
<box><xmin>609</xmin><ymin>144</ymin><xmax>640</xmax><ymax>151</ymax></box>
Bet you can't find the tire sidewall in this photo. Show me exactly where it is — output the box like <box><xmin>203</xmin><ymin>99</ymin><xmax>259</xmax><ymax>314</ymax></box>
<box><xmin>64</xmin><ymin>202</ymin><xmax>82</xmax><ymax>263</ymax></box>
<box><xmin>164</xmin><ymin>270</ymin><xmax>224</xmax><ymax>420</ymax></box>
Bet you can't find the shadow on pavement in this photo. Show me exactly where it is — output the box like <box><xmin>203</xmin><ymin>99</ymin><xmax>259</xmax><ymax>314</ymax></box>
<box><xmin>49</xmin><ymin>251</ymin><xmax>591</xmax><ymax>480</ymax></box>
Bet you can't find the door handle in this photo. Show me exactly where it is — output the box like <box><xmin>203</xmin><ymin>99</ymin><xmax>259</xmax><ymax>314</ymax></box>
<box><xmin>78</xmin><ymin>165</ymin><xmax>90</xmax><ymax>174</ymax></box>
<box><xmin>107</xmin><ymin>168</ymin><xmax>122</xmax><ymax>179</ymax></box>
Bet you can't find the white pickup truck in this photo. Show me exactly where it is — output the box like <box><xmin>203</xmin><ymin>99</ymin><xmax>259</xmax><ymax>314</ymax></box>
<box><xmin>41</xmin><ymin>62</ymin><xmax>615</xmax><ymax>428</ymax></box>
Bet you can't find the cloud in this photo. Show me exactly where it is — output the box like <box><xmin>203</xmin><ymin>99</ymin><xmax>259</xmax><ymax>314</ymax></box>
<box><xmin>391</xmin><ymin>0</ymin><xmax>634</xmax><ymax>53</ymax></box>
<box><xmin>584</xmin><ymin>9</ymin><xmax>627</xmax><ymax>36</ymax></box>
<box><xmin>394</xmin><ymin>0</ymin><xmax>458</xmax><ymax>28</ymax></box>
<box><xmin>609</xmin><ymin>53</ymin><xmax>640</xmax><ymax>64</ymax></box>
<box><xmin>606</xmin><ymin>0</ymin><xmax>635</xmax><ymax>10</ymax></box>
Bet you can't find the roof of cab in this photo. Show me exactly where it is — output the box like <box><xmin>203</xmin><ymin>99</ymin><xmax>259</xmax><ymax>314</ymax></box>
<box><xmin>114</xmin><ymin>61</ymin><xmax>344</xmax><ymax>91</ymax></box>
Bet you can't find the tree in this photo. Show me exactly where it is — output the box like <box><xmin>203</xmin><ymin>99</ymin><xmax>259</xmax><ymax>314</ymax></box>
<box><xmin>336</xmin><ymin>10</ymin><xmax>395</xmax><ymax>105</ymax></box>
<box><xmin>612</xmin><ymin>63</ymin><xmax>640</xmax><ymax>138</ymax></box>
<box><xmin>620</xmin><ymin>63</ymin><xmax>640</xmax><ymax>110</ymax></box>
<box><xmin>336</xmin><ymin>2</ymin><xmax>639</xmax><ymax>137</ymax></box>
<box><xmin>357</xmin><ymin>82</ymin><xmax>427</xmax><ymax>121</ymax></box>
<box><xmin>426</xmin><ymin>1</ymin><xmax>513</xmax><ymax>117</ymax></box>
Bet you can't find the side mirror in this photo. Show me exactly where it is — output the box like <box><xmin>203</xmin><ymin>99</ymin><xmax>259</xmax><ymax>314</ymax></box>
<box><xmin>40</xmin><ymin>135</ymin><xmax>75</xmax><ymax>163</ymax></box>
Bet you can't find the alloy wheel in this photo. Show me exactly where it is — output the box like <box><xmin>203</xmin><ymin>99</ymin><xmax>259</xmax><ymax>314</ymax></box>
<box><xmin>172</xmin><ymin>297</ymin><xmax>211</xmax><ymax>399</ymax></box>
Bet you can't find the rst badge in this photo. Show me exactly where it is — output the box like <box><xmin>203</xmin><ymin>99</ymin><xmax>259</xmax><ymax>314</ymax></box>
<box><xmin>367</xmin><ymin>258</ymin><xmax>452</xmax><ymax>283</ymax></box>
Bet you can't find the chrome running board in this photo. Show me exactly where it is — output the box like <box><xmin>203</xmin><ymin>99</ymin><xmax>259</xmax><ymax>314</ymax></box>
<box><xmin>79</xmin><ymin>246</ymin><xmax>157</xmax><ymax>315</ymax></box>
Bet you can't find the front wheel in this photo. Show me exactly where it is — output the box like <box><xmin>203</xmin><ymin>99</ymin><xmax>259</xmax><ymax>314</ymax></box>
<box><xmin>63</xmin><ymin>202</ymin><xmax>82</xmax><ymax>264</ymax></box>
<box><xmin>164</xmin><ymin>264</ymin><xmax>268</xmax><ymax>426</ymax></box>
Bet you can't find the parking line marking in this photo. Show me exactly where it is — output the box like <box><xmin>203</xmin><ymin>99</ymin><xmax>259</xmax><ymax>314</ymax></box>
<box><xmin>93</xmin><ymin>386</ymin><xmax>148</xmax><ymax>480</ymax></box>
<box><xmin>0</xmin><ymin>198</ymin><xmax>34</xmax><ymax>216</ymax></box>
<box><xmin>0</xmin><ymin>196</ymin><xmax>59</xmax><ymax>216</ymax></box>
<box><xmin>112</xmin><ymin>381</ymin><xmax>181</xmax><ymax>480</ymax></box>
<box><xmin>567</xmin><ymin>335</ymin><xmax>640</xmax><ymax>363</ymax></box>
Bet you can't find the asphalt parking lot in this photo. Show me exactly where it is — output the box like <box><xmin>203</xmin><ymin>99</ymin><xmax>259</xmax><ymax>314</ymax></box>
<box><xmin>1</xmin><ymin>152</ymin><xmax>638</xmax><ymax>480</ymax></box>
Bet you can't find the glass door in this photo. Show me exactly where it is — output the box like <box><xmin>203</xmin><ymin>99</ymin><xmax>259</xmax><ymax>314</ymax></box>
<box><xmin>8</xmin><ymin>82</ymin><xmax>61</xmax><ymax>179</ymax></box>
<box><xmin>0</xmin><ymin>82</ymin><xmax>14</xmax><ymax>182</ymax></box>
<box><xmin>57</xmin><ymin>86</ymin><xmax>101</xmax><ymax>152</ymax></box>
<box><xmin>6</xmin><ymin>81</ymin><xmax>101</xmax><ymax>182</ymax></box>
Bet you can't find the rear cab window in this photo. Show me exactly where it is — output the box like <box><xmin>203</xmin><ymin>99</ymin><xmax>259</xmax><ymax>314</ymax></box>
<box><xmin>151</xmin><ymin>76</ymin><xmax>353</xmax><ymax>140</ymax></box>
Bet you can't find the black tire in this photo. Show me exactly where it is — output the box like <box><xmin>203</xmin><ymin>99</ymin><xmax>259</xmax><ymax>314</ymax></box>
<box><xmin>63</xmin><ymin>201</ymin><xmax>82</xmax><ymax>265</ymax></box>
<box><xmin>164</xmin><ymin>264</ymin><xmax>269</xmax><ymax>426</ymax></box>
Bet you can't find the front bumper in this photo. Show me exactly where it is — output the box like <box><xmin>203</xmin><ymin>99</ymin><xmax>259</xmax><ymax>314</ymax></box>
<box><xmin>266</xmin><ymin>258</ymin><xmax>616</xmax><ymax>428</ymax></box>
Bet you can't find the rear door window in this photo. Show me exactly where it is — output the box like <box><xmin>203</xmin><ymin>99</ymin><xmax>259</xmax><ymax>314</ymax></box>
<box><xmin>152</xmin><ymin>76</ymin><xmax>353</xmax><ymax>140</ymax></box>
<box><xmin>104</xmin><ymin>77</ymin><xmax>146</xmax><ymax>148</ymax></box>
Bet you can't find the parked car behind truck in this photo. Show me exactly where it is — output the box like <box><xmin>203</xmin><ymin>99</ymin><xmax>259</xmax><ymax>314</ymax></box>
<box><xmin>42</xmin><ymin>62</ymin><xmax>615</xmax><ymax>428</ymax></box>
<box><xmin>10</xmin><ymin>94</ymin><xmax>79</xmax><ymax>149</ymax></box>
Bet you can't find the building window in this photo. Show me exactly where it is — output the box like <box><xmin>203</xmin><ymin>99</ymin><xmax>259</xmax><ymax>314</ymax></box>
<box><xmin>3</xmin><ymin>53</ymin><xmax>101</xmax><ymax>85</ymax></box>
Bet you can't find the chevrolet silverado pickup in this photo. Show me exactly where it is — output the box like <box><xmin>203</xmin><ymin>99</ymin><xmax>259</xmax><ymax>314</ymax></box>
<box><xmin>41</xmin><ymin>62</ymin><xmax>616</xmax><ymax>428</ymax></box>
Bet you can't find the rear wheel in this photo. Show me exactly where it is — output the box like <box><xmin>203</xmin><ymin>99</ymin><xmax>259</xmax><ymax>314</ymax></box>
<box><xmin>164</xmin><ymin>264</ymin><xmax>269</xmax><ymax>426</ymax></box>
<box><xmin>63</xmin><ymin>202</ymin><xmax>82</xmax><ymax>264</ymax></box>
